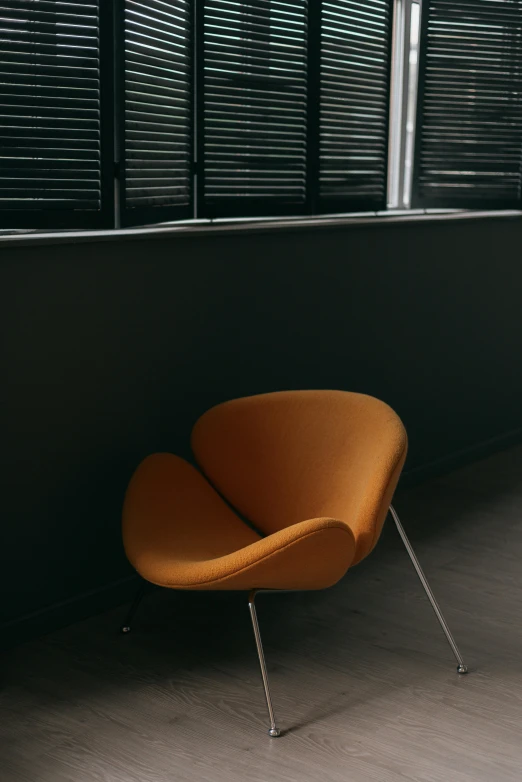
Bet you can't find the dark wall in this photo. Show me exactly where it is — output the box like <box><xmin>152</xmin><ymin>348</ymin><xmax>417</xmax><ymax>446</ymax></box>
<box><xmin>2</xmin><ymin>215</ymin><xmax>522</xmax><ymax>639</ymax></box>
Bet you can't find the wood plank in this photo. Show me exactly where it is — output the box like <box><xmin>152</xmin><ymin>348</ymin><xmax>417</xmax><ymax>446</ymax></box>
<box><xmin>2</xmin><ymin>445</ymin><xmax>522</xmax><ymax>781</ymax></box>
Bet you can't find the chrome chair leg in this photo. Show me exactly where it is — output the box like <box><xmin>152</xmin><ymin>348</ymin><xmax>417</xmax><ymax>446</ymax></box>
<box><xmin>389</xmin><ymin>505</ymin><xmax>468</xmax><ymax>674</ymax></box>
<box><xmin>120</xmin><ymin>582</ymin><xmax>147</xmax><ymax>634</ymax></box>
<box><xmin>248</xmin><ymin>590</ymin><xmax>281</xmax><ymax>737</ymax></box>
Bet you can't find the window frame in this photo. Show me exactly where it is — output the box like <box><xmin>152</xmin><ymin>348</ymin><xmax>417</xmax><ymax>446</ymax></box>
<box><xmin>1</xmin><ymin>0</ymin><xmax>521</xmax><ymax>236</ymax></box>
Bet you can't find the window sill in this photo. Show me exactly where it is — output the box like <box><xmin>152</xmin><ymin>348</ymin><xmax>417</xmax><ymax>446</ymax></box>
<box><xmin>0</xmin><ymin>208</ymin><xmax>521</xmax><ymax>249</ymax></box>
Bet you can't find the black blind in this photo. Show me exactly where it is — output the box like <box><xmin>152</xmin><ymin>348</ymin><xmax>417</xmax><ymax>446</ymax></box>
<box><xmin>199</xmin><ymin>0</ymin><xmax>309</xmax><ymax>218</ymax></box>
<box><xmin>0</xmin><ymin>0</ymin><xmax>113</xmax><ymax>229</ymax></box>
<box><xmin>414</xmin><ymin>0</ymin><xmax>522</xmax><ymax>209</ymax></box>
<box><xmin>119</xmin><ymin>0</ymin><xmax>193</xmax><ymax>227</ymax></box>
<box><xmin>1</xmin><ymin>0</ymin><xmax>398</xmax><ymax>231</ymax></box>
<box><xmin>319</xmin><ymin>0</ymin><xmax>392</xmax><ymax>212</ymax></box>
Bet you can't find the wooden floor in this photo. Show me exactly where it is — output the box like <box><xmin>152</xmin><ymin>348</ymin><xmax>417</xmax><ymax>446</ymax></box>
<box><xmin>2</xmin><ymin>446</ymin><xmax>522</xmax><ymax>782</ymax></box>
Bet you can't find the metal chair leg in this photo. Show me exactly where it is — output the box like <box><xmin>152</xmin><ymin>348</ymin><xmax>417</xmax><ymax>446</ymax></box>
<box><xmin>248</xmin><ymin>590</ymin><xmax>281</xmax><ymax>737</ymax></box>
<box><xmin>120</xmin><ymin>582</ymin><xmax>147</xmax><ymax>634</ymax></box>
<box><xmin>389</xmin><ymin>505</ymin><xmax>468</xmax><ymax>674</ymax></box>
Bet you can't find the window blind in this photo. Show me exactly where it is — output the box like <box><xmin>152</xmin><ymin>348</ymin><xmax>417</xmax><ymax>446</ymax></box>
<box><xmin>319</xmin><ymin>0</ymin><xmax>393</xmax><ymax>212</ymax></box>
<box><xmin>199</xmin><ymin>0</ymin><xmax>309</xmax><ymax>218</ymax></box>
<box><xmin>0</xmin><ymin>0</ymin><xmax>113</xmax><ymax>229</ymax></box>
<box><xmin>119</xmin><ymin>0</ymin><xmax>193</xmax><ymax>227</ymax></box>
<box><xmin>413</xmin><ymin>0</ymin><xmax>522</xmax><ymax>209</ymax></box>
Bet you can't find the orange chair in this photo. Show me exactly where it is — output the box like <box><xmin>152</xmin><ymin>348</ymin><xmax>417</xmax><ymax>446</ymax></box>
<box><xmin>121</xmin><ymin>391</ymin><xmax>467</xmax><ymax>737</ymax></box>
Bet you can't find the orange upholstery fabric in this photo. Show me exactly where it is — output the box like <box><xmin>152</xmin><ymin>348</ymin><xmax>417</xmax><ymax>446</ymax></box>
<box><xmin>123</xmin><ymin>453</ymin><xmax>356</xmax><ymax>590</ymax></box>
<box><xmin>122</xmin><ymin>391</ymin><xmax>407</xmax><ymax>591</ymax></box>
<box><xmin>192</xmin><ymin>391</ymin><xmax>407</xmax><ymax>565</ymax></box>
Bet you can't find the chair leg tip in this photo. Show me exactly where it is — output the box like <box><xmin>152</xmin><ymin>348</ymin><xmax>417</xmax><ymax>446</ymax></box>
<box><xmin>457</xmin><ymin>664</ymin><xmax>468</xmax><ymax>674</ymax></box>
<box><xmin>268</xmin><ymin>728</ymin><xmax>281</xmax><ymax>738</ymax></box>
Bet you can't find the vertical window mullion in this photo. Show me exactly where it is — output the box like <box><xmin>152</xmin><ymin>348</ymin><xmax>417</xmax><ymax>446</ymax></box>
<box><xmin>114</xmin><ymin>0</ymin><xmax>125</xmax><ymax>229</ymax></box>
<box><xmin>388</xmin><ymin>0</ymin><xmax>411</xmax><ymax>208</ymax></box>
<box><xmin>402</xmin><ymin>0</ymin><xmax>421</xmax><ymax>208</ymax></box>
<box><xmin>99</xmin><ymin>0</ymin><xmax>116</xmax><ymax>227</ymax></box>
<box><xmin>306</xmin><ymin>1</ymin><xmax>321</xmax><ymax>215</ymax></box>
<box><xmin>411</xmin><ymin>0</ymin><xmax>429</xmax><ymax>210</ymax></box>
<box><xmin>195</xmin><ymin>0</ymin><xmax>206</xmax><ymax>219</ymax></box>
<box><xmin>388</xmin><ymin>0</ymin><xmax>422</xmax><ymax>210</ymax></box>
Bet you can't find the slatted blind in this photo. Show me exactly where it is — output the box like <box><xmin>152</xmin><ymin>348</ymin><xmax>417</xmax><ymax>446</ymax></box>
<box><xmin>199</xmin><ymin>0</ymin><xmax>309</xmax><ymax>218</ymax></box>
<box><xmin>413</xmin><ymin>0</ymin><xmax>522</xmax><ymax>209</ymax></box>
<box><xmin>0</xmin><ymin>0</ymin><xmax>112</xmax><ymax>229</ymax></box>
<box><xmin>120</xmin><ymin>0</ymin><xmax>193</xmax><ymax>226</ymax></box>
<box><xmin>319</xmin><ymin>0</ymin><xmax>393</xmax><ymax>212</ymax></box>
<box><xmin>1</xmin><ymin>0</ymin><xmax>399</xmax><ymax>230</ymax></box>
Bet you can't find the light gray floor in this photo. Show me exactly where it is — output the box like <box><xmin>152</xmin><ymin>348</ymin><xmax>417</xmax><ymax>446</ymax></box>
<box><xmin>2</xmin><ymin>445</ymin><xmax>522</xmax><ymax>782</ymax></box>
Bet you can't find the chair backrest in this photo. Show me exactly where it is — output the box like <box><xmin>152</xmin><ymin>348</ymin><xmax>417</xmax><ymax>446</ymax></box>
<box><xmin>191</xmin><ymin>390</ymin><xmax>407</xmax><ymax>565</ymax></box>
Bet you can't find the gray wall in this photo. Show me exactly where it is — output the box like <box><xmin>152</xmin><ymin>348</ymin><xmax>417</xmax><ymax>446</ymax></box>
<box><xmin>2</xmin><ymin>214</ymin><xmax>522</xmax><ymax>643</ymax></box>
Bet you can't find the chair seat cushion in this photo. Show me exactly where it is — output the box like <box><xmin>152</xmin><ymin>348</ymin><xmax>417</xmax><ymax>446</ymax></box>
<box><xmin>123</xmin><ymin>453</ymin><xmax>356</xmax><ymax>590</ymax></box>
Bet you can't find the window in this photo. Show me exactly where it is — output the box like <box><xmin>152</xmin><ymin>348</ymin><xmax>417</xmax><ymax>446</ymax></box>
<box><xmin>0</xmin><ymin>1</ymin><xmax>113</xmax><ymax>228</ymax></box>
<box><xmin>319</xmin><ymin>0</ymin><xmax>392</xmax><ymax>212</ymax></box>
<box><xmin>413</xmin><ymin>0</ymin><xmax>522</xmax><ymax>209</ymax></box>
<box><xmin>119</xmin><ymin>0</ymin><xmax>194</xmax><ymax>227</ymax></box>
<box><xmin>198</xmin><ymin>1</ymin><xmax>309</xmax><ymax>217</ymax></box>
<box><xmin>1</xmin><ymin>0</ymin><xmax>521</xmax><ymax>232</ymax></box>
